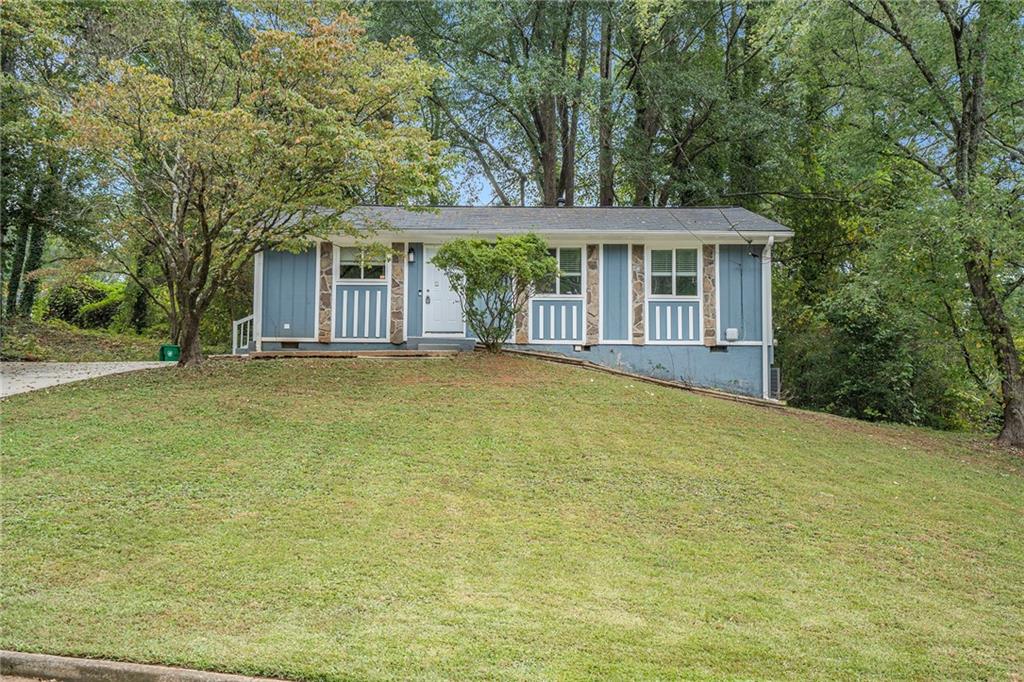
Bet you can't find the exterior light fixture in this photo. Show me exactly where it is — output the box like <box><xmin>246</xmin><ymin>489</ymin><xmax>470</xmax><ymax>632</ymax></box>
<box><xmin>407</xmin><ymin>247</ymin><xmax>415</xmax><ymax>264</ymax></box>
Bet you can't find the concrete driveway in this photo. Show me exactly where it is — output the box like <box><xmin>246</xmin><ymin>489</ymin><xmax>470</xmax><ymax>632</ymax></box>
<box><xmin>0</xmin><ymin>362</ymin><xmax>171</xmax><ymax>398</ymax></box>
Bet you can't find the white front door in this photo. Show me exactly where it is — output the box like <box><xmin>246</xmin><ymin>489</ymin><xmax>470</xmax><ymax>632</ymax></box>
<box><xmin>422</xmin><ymin>245</ymin><xmax>464</xmax><ymax>335</ymax></box>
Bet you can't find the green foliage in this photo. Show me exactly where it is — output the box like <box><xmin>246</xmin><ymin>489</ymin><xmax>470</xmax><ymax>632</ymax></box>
<box><xmin>1</xmin><ymin>0</ymin><xmax>102</xmax><ymax>318</ymax></box>
<box><xmin>77</xmin><ymin>289</ymin><xmax>126</xmax><ymax>330</ymax></box>
<box><xmin>430</xmin><ymin>234</ymin><xmax>557</xmax><ymax>351</ymax></box>
<box><xmin>369</xmin><ymin>1</ymin><xmax>794</xmax><ymax>207</ymax></box>
<box><xmin>198</xmin><ymin>265</ymin><xmax>255</xmax><ymax>353</ymax></box>
<box><xmin>762</xmin><ymin>0</ymin><xmax>1024</xmax><ymax>444</ymax></box>
<box><xmin>781</xmin><ymin>283</ymin><xmax>980</xmax><ymax>429</ymax></box>
<box><xmin>42</xmin><ymin>278</ymin><xmax>109</xmax><ymax>324</ymax></box>
<box><xmin>64</xmin><ymin>4</ymin><xmax>448</xmax><ymax>363</ymax></box>
<box><xmin>41</xmin><ymin>277</ymin><xmax>128</xmax><ymax>330</ymax></box>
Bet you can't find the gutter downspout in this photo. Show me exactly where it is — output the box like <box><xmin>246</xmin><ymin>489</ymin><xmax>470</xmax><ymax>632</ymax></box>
<box><xmin>761</xmin><ymin>236</ymin><xmax>774</xmax><ymax>399</ymax></box>
<box><xmin>253</xmin><ymin>251</ymin><xmax>264</xmax><ymax>353</ymax></box>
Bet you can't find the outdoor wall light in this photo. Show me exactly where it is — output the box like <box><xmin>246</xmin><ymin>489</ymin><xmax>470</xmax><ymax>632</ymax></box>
<box><xmin>408</xmin><ymin>247</ymin><xmax>416</xmax><ymax>264</ymax></box>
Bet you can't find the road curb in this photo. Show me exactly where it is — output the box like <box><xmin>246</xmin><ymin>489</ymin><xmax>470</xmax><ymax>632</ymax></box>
<box><xmin>0</xmin><ymin>651</ymin><xmax>288</xmax><ymax>682</ymax></box>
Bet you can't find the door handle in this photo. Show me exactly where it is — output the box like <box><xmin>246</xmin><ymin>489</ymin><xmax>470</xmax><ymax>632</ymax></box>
<box><xmin>425</xmin><ymin>295</ymin><xmax>431</xmax><ymax>304</ymax></box>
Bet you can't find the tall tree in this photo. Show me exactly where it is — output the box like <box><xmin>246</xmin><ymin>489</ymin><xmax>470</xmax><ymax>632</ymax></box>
<box><xmin>68</xmin><ymin>7</ymin><xmax>447</xmax><ymax>365</ymax></box>
<box><xmin>621</xmin><ymin>1</ymin><xmax>789</xmax><ymax>207</ymax></box>
<box><xmin>370</xmin><ymin>0</ymin><xmax>596</xmax><ymax>206</ymax></box>
<box><xmin>597</xmin><ymin>1</ymin><xmax>614</xmax><ymax>206</ymax></box>
<box><xmin>1</xmin><ymin>0</ymin><xmax>95</xmax><ymax>318</ymax></box>
<box><xmin>770</xmin><ymin>0</ymin><xmax>1024</xmax><ymax>445</ymax></box>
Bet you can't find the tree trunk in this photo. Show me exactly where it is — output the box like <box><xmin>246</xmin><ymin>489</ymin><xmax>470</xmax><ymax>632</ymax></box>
<box><xmin>173</xmin><ymin>273</ymin><xmax>206</xmax><ymax>366</ymax></box>
<box><xmin>630</xmin><ymin>100</ymin><xmax>659</xmax><ymax>206</ymax></box>
<box><xmin>964</xmin><ymin>248</ymin><xmax>1024</xmax><ymax>447</ymax></box>
<box><xmin>558</xmin><ymin>6</ymin><xmax>588</xmax><ymax>207</ymax></box>
<box><xmin>626</xmin><ymin>30</ymin><xmax>659</xmax><ymax>207</ymax></box>
<box><xmin>176</xmin><ymin>311</ymin><xmax>204</xmax><ymax>367</ymax></box>
<box><xmin>17</xmin><ymin>221</ymin><xmax>45</xmax><ymax>317</ymax></box>
<box><xmin>998</xmin><ymin>378</ymin><xmax>1024</xmax><ymax>448</ymax></box>
<box><xmin>955</xmin><ymin>11</ymin><xmax>1022</xmax><ymax>447</ymax></box>
<box><xmin>537</xmin><ymin>96</ymin><xmax>559</xmax><ymax>206</ymax></box>
<box><xmin>4</xmin><ymin>218</ymin><xmax>29</xmax><ymax>317</ymax></box>
<box><xmin>598</xmin><ymin>4</ymin><xmax>613</xmax><ymax>206</ymax></box>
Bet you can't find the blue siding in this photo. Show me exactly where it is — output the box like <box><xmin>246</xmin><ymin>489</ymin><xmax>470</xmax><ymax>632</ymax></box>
<box><xmin>522</xmin><ymin>343</ymin><xmax>764</xmax><ymax>397</ymax></box>
<box><xmin>465</xmin><ymin>293</ymin><xmax>480</xmax><ymax>340</ymax></box>
<box><xmin>335</xmin><ymin>284</ymin><xmax>388</xmax><ymax>339</ymax></box>
<box><xmin>647</xmin><ymin>300</ymin><xmax>700</xmax><ymax>342</ymax></box>
<box><xmin>264</xmin><ymin>341</ymin><xmax>395</xmax><ymax>352</ymax></box>
<box><xmin>531</xmin><ymin>298</ymin><xmax>584</xmax><ymax>342</ymax></box>
<box><xmin>465</xmin><ymin>295</ymin><xmax>517</xmax><ymax>342</ymax></box>
<box><xmin>719</xmin><ymin>244</ymin><xmax>763</xmax><ymax>341</ymax></box>
<box><xmin>406</xmin><ymin>243</ymin><xmax>423</xmax><ymax>337</ymax></box>
<box><xmin>602</xmin><ymin>244</ymin><xmax>629</xmax><ymax>341</ymax></box>
<box><xmin>261</xmin><ymin>247</ymin><xmax>316</xmax><ymax>338</ymax></box>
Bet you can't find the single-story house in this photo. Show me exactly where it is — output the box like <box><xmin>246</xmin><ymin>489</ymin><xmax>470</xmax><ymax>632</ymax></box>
<box><xmin>234</xmin><ymin>206</ymin><xmax>793</xmax><ymax>399</ymax></box>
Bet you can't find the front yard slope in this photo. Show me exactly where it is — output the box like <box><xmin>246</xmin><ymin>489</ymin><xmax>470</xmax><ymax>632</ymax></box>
<box><xmin>1</xmin><ymin>355</ymin><xmax>1021</xmax><ymax>680</ymax></box>
<box><xmin>0</xmin><ymin>318</ymin><xmax>160</xmax><ymax>362</ymax></box>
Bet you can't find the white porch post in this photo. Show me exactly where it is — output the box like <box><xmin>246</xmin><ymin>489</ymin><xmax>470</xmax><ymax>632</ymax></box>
<box><xmin>253</xmin><ymin>251</ymin><xmax>264</xmax><ymax>353</ymax></box>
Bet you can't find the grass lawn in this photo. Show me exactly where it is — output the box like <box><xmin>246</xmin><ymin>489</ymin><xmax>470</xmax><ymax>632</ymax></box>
<box><xmin>1</xmin><ymin>355</ymin><xmax>1022</xmax><ymax>680</ymax></box>
<box><xmin>0</xmin><ymin>318</ymin><xmax>163</xmax><ymax>362</ymax></box>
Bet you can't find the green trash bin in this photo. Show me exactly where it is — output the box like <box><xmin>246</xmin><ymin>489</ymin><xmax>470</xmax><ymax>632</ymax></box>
<box><xmin>159</xmin><ymin>344</ymin><xmax>181</xmax><ymax>362</ymax></box>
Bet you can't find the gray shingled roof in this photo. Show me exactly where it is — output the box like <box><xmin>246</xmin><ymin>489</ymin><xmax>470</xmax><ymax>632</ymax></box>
<box><xmin>343</xmin><ymin>205</ymin><xmax>791</xmax><ymax>236</ymax></box>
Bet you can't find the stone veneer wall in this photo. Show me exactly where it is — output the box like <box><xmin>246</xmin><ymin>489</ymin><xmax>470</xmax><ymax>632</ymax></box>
<box><xmin>389</xmin><ymin>241</ymin><xmax>404</xmax><ymax>344</ymax></box>
<box><xmin>586</xmin><ymin>244</ymin><xmax>599</xmax><ymax>344</ymax></box>
<box><xmin>317</xmin><ymin>241</ymin><xmax>333</xmax><ymax>342</ymax></box>
<box><xmin>630</xmin><ymin>244</ymin><xmax>644</xmax><ymax>344</ymax></box>
<box><xmin>702</xmin><ymin>244</ymin><xmax>716</xmax><ymax>346</ymax></box>
<box><xmin>515</xmin><ymin>304</ymin><xmax>529</xmax><ymax>344</ymax></box>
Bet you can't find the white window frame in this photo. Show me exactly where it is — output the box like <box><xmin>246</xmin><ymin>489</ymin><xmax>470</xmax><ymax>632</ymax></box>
<box><xmin>536</xmin><ymin>246</ymin><xmax>585</xmax><ymax>299</ymax></box>
<box><xmin>334</xmin><ymin>245</ymin><xmax>388</xmax><ymax>284</ymax></box>
<box><xmin>527</xmin><ymin>243</ymin><xmax>586</xmax><ymax>345</ymax></box>
<box><xmin>646</xmin><ymin>246</ymin><xmax>700</xmax><ymax>300</ymax></box>
<box><xmin>330</xmin><ymin>243</ymin><xmax>391</xmax><ymax>344</ymax></box>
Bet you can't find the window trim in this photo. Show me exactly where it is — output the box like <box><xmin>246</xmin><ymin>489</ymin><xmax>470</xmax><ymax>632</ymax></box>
<box><xmin>333</xmin><ymin>245</ymin><xmax>389</xmax><ymax>284</ymax></box>
<box><xmin>646</xmin><ymin>246</ymin><xmax>700</xmax><ymax>300</ymax></box>
<box><xmin>535</xmin><ymin>246</ymin><xmax>585</xmax><ymax>299</ymax></box>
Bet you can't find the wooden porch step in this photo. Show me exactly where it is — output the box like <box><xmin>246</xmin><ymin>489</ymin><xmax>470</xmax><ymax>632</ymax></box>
<box><xmin>251</xmin><ymin>350</ymin><xmax>458</xmax><ymax>360</ymax></box>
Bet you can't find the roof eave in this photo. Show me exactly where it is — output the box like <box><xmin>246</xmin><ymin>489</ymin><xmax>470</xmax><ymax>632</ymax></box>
<box><xmin>324</xmin><ymin>228</ymin><xmax>793</xmax><ymax>242</ymax></box>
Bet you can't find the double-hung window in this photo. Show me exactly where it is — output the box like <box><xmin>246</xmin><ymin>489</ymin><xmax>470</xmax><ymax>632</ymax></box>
<box><xmin>536</xmin><ymin>247</ymin><xmax>582</xmax><ymax>296</ymax></box>
<box><xmin>337</xmin><ymin>247</ymin><xmax>386</xmax><ymax>281</ymax></box>
<box><xmin>650</xmin><ymin>248</ymin><xmax>698</xmax><ymax>297</ymax></box>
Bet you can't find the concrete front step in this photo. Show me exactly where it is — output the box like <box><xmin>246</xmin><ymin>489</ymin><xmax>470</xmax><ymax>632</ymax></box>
<box><xmin>407</xmin><ymin>337</ymin><xmax>477</xmax><ymax>352</ymax></box>
<box><xmin>415</xmin><ymin>343</ymin><xmax>468</xmax><ymax>352</ymax></box>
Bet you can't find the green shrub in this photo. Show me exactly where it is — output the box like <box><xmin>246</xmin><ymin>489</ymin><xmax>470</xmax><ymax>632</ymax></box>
<box><xmin>42</xmin><ymin>278</ymin><xmax>125</xmax><ymax>329</ymax></box>
<box><xmin>430</xmin><ymin>235</ymin><xmax>557</xmax><ymax>352</ymax></box>
<box><xmin>77</xmin><ymin>290</ymin><xmax>125</xmax><ymax>329</ymax></box>
<box><xmin>43</xmin><ymin>279</ymin><xmax>107</xmax><ymax>324</ymax></box>
<box><xmin>779</xmin><ymin>284</ymin><xmax>973</xmax><ymax>428</ymax></box>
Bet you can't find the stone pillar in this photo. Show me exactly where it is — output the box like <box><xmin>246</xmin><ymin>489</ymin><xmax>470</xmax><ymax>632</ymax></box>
<box><xmin>389</xmin><ymin>242</ymin><xmax>405</xmax><ymax>344</ymax></box>
<box><xmin>586</xmin><ymin>244</ymin><xmax>600</xmax><ymax>345</ymax></box>
<box><xmin>630</xmin><ymin>244</ymin><xmax>645</xmax><ymax>344</ymax></box>
<box><xmin>515</xmin><ymin>304</ymin><xmax>529</xmax><ymax>345</ymax></box>
<box><xmin>317</xmin><ymin>241</ymin><xmax>333</xmax><ymax>343</ymax></box>
<box><xmin>702</xmin><ymin>244</ymin><xmax>717</xmax><ymax>346</ymax></box>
